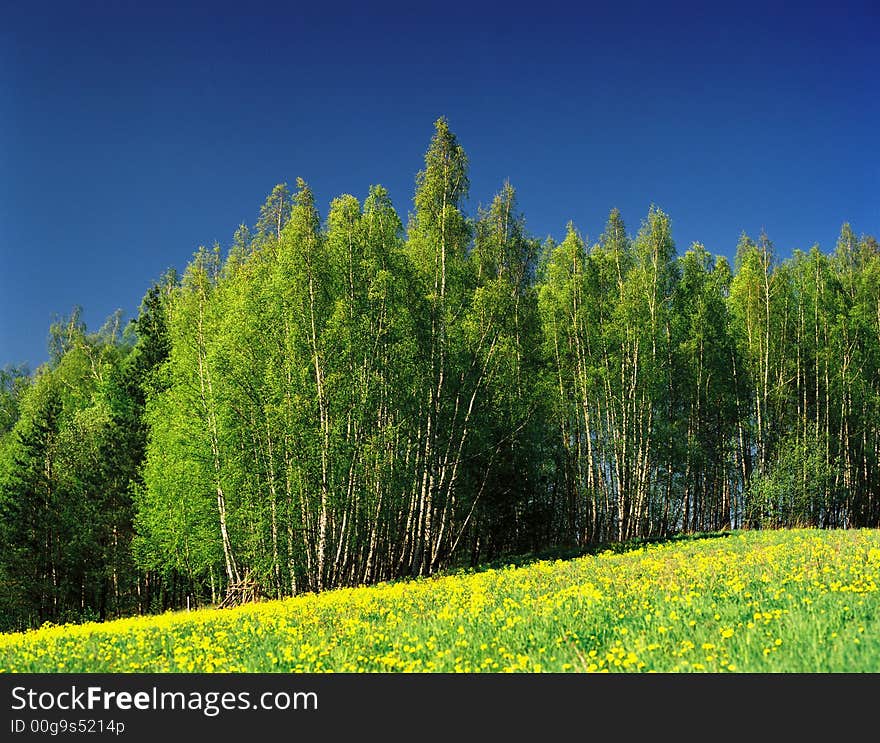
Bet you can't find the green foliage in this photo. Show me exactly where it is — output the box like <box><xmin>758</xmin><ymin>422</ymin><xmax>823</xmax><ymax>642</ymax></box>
<box><xmin>0</xmin><ymin>307</ymin><xmax>159</xmax><ymax>630</ymax></box>
<box><xmin>2</xmin><ymin>118</ymin><xmax>880</xmax><ymax>631</ymax></box>
<box><xmin>747</xmin><ymin>428</ymin><xmax>842</xmax><ymax>528</ymax></box>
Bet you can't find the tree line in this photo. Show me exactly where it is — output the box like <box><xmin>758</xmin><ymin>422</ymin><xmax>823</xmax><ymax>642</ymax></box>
<box><xmin>1</xmin><ymin>119</ymin><xmax>878</xmax><ymax>630</ymax></box>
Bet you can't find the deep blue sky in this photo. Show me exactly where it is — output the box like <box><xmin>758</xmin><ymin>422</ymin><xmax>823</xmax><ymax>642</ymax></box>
<box><xmin>2</xmin><ymin>1</ymin><xmax>877</xmax><ymax>370</ymax></box>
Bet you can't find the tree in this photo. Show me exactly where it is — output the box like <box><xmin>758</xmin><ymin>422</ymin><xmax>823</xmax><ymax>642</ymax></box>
<box><xmin>405</xmin><ymin>117</ymin><xmax>473</xmax><ymax>575</ymax></box>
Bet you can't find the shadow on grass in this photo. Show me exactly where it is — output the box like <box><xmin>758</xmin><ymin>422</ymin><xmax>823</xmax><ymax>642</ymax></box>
<box><xmin>441</xmin><ymin>530</ymin><xmax>736</xmax><ymax>577</ymax></box>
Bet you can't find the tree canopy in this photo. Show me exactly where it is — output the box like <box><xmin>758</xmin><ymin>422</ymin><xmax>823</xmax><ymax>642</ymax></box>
<box><xmin>1</xmin><ymin>118</ymin><xmax>878</xmax><ymax>630</ymax></box>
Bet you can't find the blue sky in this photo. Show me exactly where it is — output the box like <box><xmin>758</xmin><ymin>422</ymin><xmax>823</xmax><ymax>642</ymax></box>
<box><xmin>2</xmin><ymin>1</ymin><xmax>877</xmax><ymax>369</ymax></box>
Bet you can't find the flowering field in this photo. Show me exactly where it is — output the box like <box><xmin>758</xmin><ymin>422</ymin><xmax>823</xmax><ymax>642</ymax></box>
<box><xmin>2</xmin><ymin>529</ymin><xmax>878</xmax><ymax>673</ymax></box>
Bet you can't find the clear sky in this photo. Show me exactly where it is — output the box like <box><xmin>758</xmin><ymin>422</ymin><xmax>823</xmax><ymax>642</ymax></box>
<box><xmin>2</xmin><ymin>1</ymin><xmax>877</xmax><ymax>370</ymax></box>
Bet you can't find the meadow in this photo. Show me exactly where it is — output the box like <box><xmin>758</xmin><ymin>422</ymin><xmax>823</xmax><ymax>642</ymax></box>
<box><xmin>1</xmin><ymin>529</ymin><xmax>878</xmax><ymax>673</ymax></box>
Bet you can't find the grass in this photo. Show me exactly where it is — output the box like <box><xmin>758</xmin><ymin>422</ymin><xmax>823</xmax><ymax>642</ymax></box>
<box><xmin>1</xmin><ymin>528</ymin><xmax>878</xmax><ymax>672</ymax></box>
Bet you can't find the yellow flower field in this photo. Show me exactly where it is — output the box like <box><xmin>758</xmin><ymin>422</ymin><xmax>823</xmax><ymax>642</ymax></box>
<box><xmin>2</xmin><ymin>529</ymin><xmax>878</xmax><ymax>672</ymax></box>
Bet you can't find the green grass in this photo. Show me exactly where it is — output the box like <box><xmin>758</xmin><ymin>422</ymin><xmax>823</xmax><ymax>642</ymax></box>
<box><xmin>2</xmin><ymin>528</ymin><xmax>878</xmax><ymax>672</ymax></box>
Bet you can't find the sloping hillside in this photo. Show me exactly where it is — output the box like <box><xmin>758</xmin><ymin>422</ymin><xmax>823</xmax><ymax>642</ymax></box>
<box><xmin>2</xmin><ymin>529</ymin><xmax>878</xmax><ymax>673</ymax></box>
